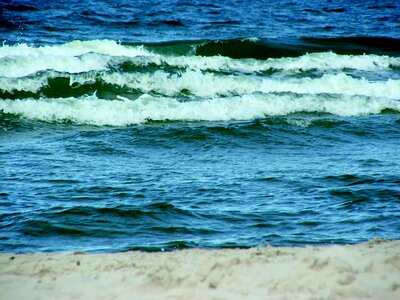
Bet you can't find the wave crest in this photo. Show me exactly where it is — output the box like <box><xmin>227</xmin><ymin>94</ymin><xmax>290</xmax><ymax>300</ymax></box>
<box><xmin>1</xmin><ymin>94</ymin><xmax>399</xmax><ymax>126</ymax></box>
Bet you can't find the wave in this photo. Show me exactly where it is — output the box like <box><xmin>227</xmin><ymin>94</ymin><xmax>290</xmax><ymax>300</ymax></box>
<box><xmin>195</xmin><ymin>38</ymin><xmax>304</xmax><ymax>59</ymax></box>
<box><xmin>1</xmin><ymin>39</ymin><xmax>399</xmax><ymax>77</ymax></box>
<box><xmin>91</xmin><ymin>72</ymin><xmax>400</xmax><ymax>99</ymax></box>
<box><xmin>0</xmin><ymin>40</ymin><xmax>399</xmax><ymax>81</ymax></box>
<box><xmin>2</xmin><ymin>48</ymin><xmax>398</xmax><ymax>79</ymax></box>
<box><xmin>195</xmin><ymin>37</ymin><xmax>400</xmax><ymax>58</ymax></box>
<box><xmin>1</xmin><ymin>39</ymin><xmax>399</xmax><ymax>126</ymax></box>
<box><xmin>0</xmin><ymin>40</ymin><xmax>152</xmax><ymax>59</ymax></box>
<box><xmin>300</xmin><ymin>37</ymin><xmax>400</xmax><ymax>56</ymax></box>
<box><xmin>0</xmin><ymin>40</ymin><xmax>399</xmax><ymax>100</ymax></box>
<box><xmin>2</xmin><ymin>71</ymin><xmax>399</xmax><ymax>100</ymax></box>
<box><xmin>165</xmin><ymin>37</ymin><xmax>400</xmax><ymax>59</ymax></box>
<box><xmin>0</xmin><ymin>40</ymin><xmax>152</xmax><ymax>77</ymax></box>
<box><xmin>0</xmin><ymin>52</ymin><xmax>111</xmax><ymax>78</ymax></box>
<box><xmin>1</xmin><ymin>93</ymin><xmax>399</xmax><ymax>126</ymax></box>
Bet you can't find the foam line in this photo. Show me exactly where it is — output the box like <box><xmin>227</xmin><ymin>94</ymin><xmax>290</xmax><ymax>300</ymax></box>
<box><xmin>1</xmin><ymin>93</ymin><xmax>399</xmax><ymax>126</ymax></box>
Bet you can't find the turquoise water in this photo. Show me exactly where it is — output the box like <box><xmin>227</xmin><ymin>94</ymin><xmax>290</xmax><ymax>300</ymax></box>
<box><xmin>1</xmin><ymin>0</ymin><xmax>400</xmax><ymax>253</ymax></box>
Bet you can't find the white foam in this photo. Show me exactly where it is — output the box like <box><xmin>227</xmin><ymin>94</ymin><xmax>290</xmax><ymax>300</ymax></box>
<box><xmin>0</xmin><ymin>53</ymin><xmax>111</xmax><ymax>78</ymax></box>
<box><xmin>0</xmin><ymin>76</ymin><xmax>48</xmax><ymax>93</ymax></box>
<box><xmin>1</xmin><ymin>94</ymin><xmax>399</xmax><ymax>126</ymax></box>
<box><xmin>0</xmin><ymin>40</ymin><xmax>153</xmax><ymax>78</ymax></box>
<box><xmin>3</xmin><ymin>65</ymin><xmax>399</xmax><ymax>100</ymax></box>
<box><xmin>1</xmin><ymin>40</ymin><xmax>399</xmax><ymax>79</ymax></box>
<box><xmin>95</xmin><ymin>71</ymin><xmax>400</xmax><ymax>99</ymax></box>
<box><xmin>264</xmin><ymin>52</ymin><xmax>400</xmax><ymax>72</ymax></box>
<box><xmin>0</xmin><ymin>40</ymin><xmax>152</xmax><ymax>58</ymax></box>
<box><xmin>130</xmin><ymin>52</ymin><xmax>400</xmax><ymax>73</ymax></box>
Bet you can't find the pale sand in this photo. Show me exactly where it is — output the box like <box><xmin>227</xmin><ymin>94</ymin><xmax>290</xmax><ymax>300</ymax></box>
<box><xmin>1</xmin><ymin>240</ymin><xmax>399</xmax><ymax>300</ymax></box>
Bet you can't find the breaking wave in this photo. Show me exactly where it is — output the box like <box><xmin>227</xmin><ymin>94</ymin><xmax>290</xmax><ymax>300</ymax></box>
<box><xmin>1</xmin><ymin>39</ymin><xmax>399</xmax><ymax>126</ymax></box>
<box><xmin>1</xmin><ymin>94</ymin><xmax>399</xmax><ymax>126</ymax></box>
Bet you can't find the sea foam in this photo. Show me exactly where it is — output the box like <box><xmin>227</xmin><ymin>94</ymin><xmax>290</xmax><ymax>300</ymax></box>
<box><xmin>1</xmin><ymin>93</ymin><xmax>399</xmax><ymax>126</ymax></box>
<box><xmin>96</xmin><ymin>71</ymin><xmax>400</xmax><ymax>99</ymax></box>
<box><xmin>0</xmin><ymin>40</ymin><xmax>152</xmax><ymax>77</ymax></box>
<box><xmin>2</xmin><ymin>69</ymin><xmax>398</xmax><ymax>99</ymax></box>
<box><xmin>1</xmin><ymin>40</ymin><xmax>399</xmax><ymax>126</ymax></box>
<box><xmin>1</xmin><ymin>40</ymin><xmax>399</xmax><ymax>79</ymax></box>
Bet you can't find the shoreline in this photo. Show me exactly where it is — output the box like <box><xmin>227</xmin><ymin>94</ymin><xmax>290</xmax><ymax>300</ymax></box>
<box><xmin>1</xmin><ymin>240</ymin><xmax>399</xmax><ymax>300</ymax></box>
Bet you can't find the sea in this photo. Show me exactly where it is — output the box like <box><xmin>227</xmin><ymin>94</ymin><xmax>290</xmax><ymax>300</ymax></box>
<box><xmin>0</xmin><ymin>0</ymin><xmax>399</xmax><ymax>253</ymax></box>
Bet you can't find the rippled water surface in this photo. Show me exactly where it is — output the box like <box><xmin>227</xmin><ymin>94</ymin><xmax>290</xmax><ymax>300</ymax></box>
<box><xmin>1</xmin><ymin>0</ymin><xmax>400</xmax><ymax>253</ymax></box>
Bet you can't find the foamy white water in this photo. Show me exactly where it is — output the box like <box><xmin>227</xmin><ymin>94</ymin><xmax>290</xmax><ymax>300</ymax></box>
<box><xmin>0</xmin><ymin>40</ymin><xmax>152</xmax><ymax>78</ymax></box>
<box><xmin>97</xmin><ymin>71</ymin><xmax>400</xmax><ymax>99</ymax></box>
<box><xmin>0</xmin><ymin>76</ymin><xmax>48</xmax><ymax>93</ymax></box>
<box><xmin>128</xmin><ymin>51</ymin><xmax>400</xmax><ymax>73</ymax></box>
<box><xmin>1</xmin><ymin>40</ymin><xmax>399</xmax><ymax>126</ymax></box>
<box><xmin>1</xmin><ymin>93</ymin><xmax>399</xmax><ymax>126</ymax></box>
<box><xmin>0</xmin><ymin>40</ymin><xmax>152</xmax><ymax>59</ymax></box>
<box><xmin>2</xmin><ymin>69</ymin><xmax>398</xmax><ymax>99</ymax></box>
<box><xmin>1</xmin><ymin>40</ymin><xmax>399</xmax><ymax>78</ymax></box>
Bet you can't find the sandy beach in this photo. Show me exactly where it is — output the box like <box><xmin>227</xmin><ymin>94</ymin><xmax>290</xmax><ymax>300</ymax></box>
<box><xmin>0</xmin><ymin>239</ymin><xmax>399</xmax><ymax>300</ymax></box>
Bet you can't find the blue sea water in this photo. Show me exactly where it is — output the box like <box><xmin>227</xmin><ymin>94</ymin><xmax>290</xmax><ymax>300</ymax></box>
<box><xmin>0</xmin><ymin>0</ymin><xmax>400</xmax><ymax>253</ymax></box>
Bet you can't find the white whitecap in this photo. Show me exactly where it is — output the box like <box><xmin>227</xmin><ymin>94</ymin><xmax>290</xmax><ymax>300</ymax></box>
<box><xmin>96</xmin><ymin>71</ymin><xmax>400</xmax><ymax>99</ymax></box>
<box><xmin>1</xmin><ymin>93</ymin><xmax>399</xmax><ymax>126</ymax></box>
<box><xmin>0</xmin><ymin>40</ymin><xmax>153</xmax><ymax>78</ymax></box>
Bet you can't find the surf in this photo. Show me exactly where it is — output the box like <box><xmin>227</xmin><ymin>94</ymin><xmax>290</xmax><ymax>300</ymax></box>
<box><xmin>1</xmin><ymin>39</ymin><xmax>399</xmax><ymax>126</ymax></box>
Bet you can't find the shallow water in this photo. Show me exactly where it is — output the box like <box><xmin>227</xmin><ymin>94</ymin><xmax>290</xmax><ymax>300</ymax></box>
<box><xmin>0</xmin><ymin>0</ymin><xmax>400</xmax><ymax>253</ymax></box>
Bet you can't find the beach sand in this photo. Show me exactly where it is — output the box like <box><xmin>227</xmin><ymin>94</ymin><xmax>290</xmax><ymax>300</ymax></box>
<box><xmin>0</xmin><ymin>239</ymin><xmax>399</xmax><ymax>300</ymax></box>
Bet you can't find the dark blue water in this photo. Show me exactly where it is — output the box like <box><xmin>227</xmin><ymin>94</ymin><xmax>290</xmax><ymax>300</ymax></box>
<box><xmin>1</xmin><ymin>0</ymin><xmax>400</xmax><ymax>253</ymax></box>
